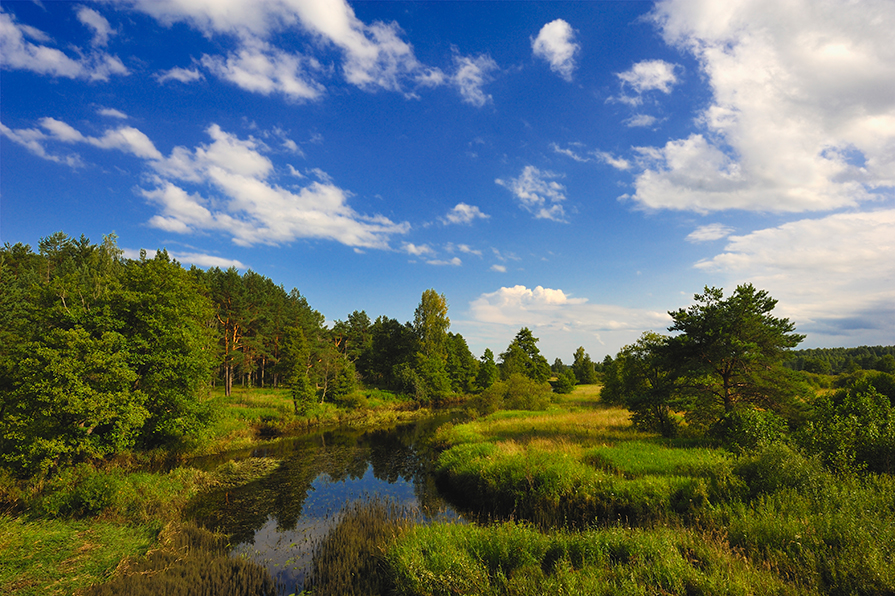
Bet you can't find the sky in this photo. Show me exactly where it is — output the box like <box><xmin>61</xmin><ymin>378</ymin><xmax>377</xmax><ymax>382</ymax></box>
<box><xmin>1</xmin><ymin>0</ymin><xmax>894</xmax><ymax>363</ymax></box>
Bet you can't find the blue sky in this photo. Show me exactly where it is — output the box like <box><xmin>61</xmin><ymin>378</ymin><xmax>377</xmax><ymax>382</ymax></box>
<box><xmin>2</xmin><ymin>0</ymin><xmax>894</xmax><ymax>363</ymax></box>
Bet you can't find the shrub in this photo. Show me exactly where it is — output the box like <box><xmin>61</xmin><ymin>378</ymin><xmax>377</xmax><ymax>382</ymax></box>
<box><xmin>712</xmin><ymin>407</ymin><xmax>789</xmax><ymax>454</ymax></box>
<box><xmin>732</xmin><ymin>443</ymin><xmax>825</xmax><ymax>500</ymax></box>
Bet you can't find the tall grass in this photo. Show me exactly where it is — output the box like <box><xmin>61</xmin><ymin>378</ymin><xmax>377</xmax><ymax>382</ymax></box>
<box><xmin>388</xmin><ymin>522</ymin><xmax>806</xmax><ymax>596</ymax></box>
<box><xmin>423</xmin><ymin>384</ymin><xmax>895</xmax><ymax>595</ymax></box>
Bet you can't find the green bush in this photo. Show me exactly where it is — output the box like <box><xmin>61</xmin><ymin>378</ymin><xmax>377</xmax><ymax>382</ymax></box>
<box><xmin>712</xmin><ymin>407</ymin><xmax>789</xmax><ymax>454</ymax></box>
<box><xmin>732</xmin><ymin>443</ymin><xmax>825</xmax><ymax>500</ymax></box>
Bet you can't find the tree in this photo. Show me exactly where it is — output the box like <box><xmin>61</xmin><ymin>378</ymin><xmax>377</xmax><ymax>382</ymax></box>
<box><xmin>572</xmin><ymin>347</ymin><xmax>598</xmax><ymax>384</ymax></box>
<box><xmin>412</xmin><ymin>289</ymin><xmax>450</xmax><ymax>360</ymax></box>
<box><xmin>499</xmin><ymin>328</ymin><xmax>551</xmax><ymax>383</ymax></box>
<box><xmin>281</xmin><ymin>326</ymin><xmax>313</xmax><ymax>414</ymax></box>
<box><xmin>476</xmin><ymin>349</ymin><xmax>499</xmax><ymax>391</ymax></box>
<box><xmin>601</xmin><ymin>332</ymin><xmax>679</xmax><ymax>436</ymax></box>
<box><xmin>666</xmin><ymin>284</ymin><xmax>806</xmax><ymax>429</ymax></box>
<box><xmin>445</xmin><ymin>332</ymin><xmax>478</xmax><ymax>394</ymax></box>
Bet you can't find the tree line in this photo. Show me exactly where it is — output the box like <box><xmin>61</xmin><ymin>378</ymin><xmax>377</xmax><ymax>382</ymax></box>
<box><xmin>0</xmin><ymin>233</ymin><xmax>602</xmax><ymax>476</ymax></box>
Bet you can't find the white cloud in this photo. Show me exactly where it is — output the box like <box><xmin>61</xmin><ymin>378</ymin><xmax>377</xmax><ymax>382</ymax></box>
<box><xmin>616</xmin><ymin>59</ymin><xmax>678</xmax><ymax>96</ymax></box>
<box><xmin>201</xmin><ymin>41</ymin><xmax>324</xmax><ymax>101</ymax></box>
<box><xmin>98</xmin><ymin>107</ymin><xmax>128</xmax><ymax>119</ymax></box>
<box><xmin>595</xmin><ymin>151</ymin><xmax>631</xmax><ymax>171</ymax></box>
<box><xmin>694</xmin><ymin>210</ymin><xmax>895</xmax><ymax>344</ymax></box>
<box><xmin>0</xmin><ymin>8</ymin><xmax>128</xmax><ymax>80</ymax></box>
<box><xmin>551</xmin><ymin>143</ymin><xmax>590</xmax><ymax>163</ymax></box>
<box><xmin>686</xmin><ymin>223</ymin><xmax>734</xmax><ymax>242</ymax></box>
<box><xmin>6</xmin><ymin>116</ymin><xmax>409</xmax><ymax>249</ymax></box>
<box><xmin>426</xmin><ymin>257</ymin><xmax>462</xmax><ymax>266</ymax></box>
<box><xmin>624</xmin><ymin>114</ymin><xmax>659</xmax><ymax>128</ymax></box>
<box><xmin>532</xmin><ymin>19</ymin><xmax>579</xmax><ymax>81</ymax></box>
<box><xmin>121</xmin><ymin>0</ymin><xmax>442</xmax><ymax>96</ymax></box>
<box><xmin>122</xmin><ymin>248</ymin><xmax>247</xmax><ymax>269</ymax></box>
<box><xmin>401</xmin><ymin>242</ymin><xmax>435</xmax><ymax>257</ymax></box>
<box><xmin>76</xmin><ymin>6</ymin><xmax>115</xmax><ymax>47</ymax></box>
<box><xmin>464</xmin><ymin>285</ymin><xmax>672</xmax><ymax>359</ymax></box>
<box><xmin>441</xmin><ymin>202</ymin><xmax>490</xmax><ymax>225</ymax></box>
<box><xmin>627</xmin><ymin>0</ymin><xmax>895</xmax><ymax>213</ymax></box>
<box><xmin>490</xmin><ymin>264</ymin><xmax>507</xmax><ymax>273</ymax></box>
<box><xmin>451</xmin><ymin>53</ymin><xmax>498</xmax><ymax>107</ymax></box>
<box><xmin>496</xmin><ymin>165</ymin><xmax>568</xmax><ymax>221</ymax></box>
<box><xmin>156</xmin><ymin>66</ymin><xmax>204</xmax><ymax>84</ymax></box>
<box><xmin>0</xmin><ymin>122</ymin><xmax>84</xmax><ymax>167</ymax></box>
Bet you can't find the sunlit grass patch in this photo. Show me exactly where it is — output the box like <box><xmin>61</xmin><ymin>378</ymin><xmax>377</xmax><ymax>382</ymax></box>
<box><xmin>586</xmin><ymin>441</ymin><xmax>729</xmax><ymax>477</ymax></box>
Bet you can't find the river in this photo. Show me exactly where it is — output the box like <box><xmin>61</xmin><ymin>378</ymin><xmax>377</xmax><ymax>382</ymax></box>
<box><xmin>185</xmin><ymin>414</ymin><xmax>464</xmax><ymax>594</ymax></box>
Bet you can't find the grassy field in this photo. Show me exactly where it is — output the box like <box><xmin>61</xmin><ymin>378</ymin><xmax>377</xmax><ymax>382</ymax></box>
<box><xmin>387</xmin><ymin>386</ymin><xmax>895</xmax><ymax>596</ymax></box>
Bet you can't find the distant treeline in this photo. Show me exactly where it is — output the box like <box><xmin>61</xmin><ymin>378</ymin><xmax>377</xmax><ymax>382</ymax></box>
<box><xmin>783</xmin><ymin>346</ymin><xmax>895</xmax><ymax>375</ymax></box>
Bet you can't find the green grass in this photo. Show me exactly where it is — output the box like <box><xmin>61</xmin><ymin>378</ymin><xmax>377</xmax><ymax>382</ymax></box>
<box><xmin>0</xmin><ymin>515</ymin><xmax>156</xmax><ymax>595</ymax></box>
<box><xmin>388</xmin><ymin>522</ymin><xmax>806</xmax><ymax>596</ymax></box>
<box><xmin>419</xmin><ymin>383</ymin><xmax>895</xmax><ymax>595</ymax></box>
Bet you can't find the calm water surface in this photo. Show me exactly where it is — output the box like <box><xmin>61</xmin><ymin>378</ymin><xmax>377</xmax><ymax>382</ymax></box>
<box><xmin>187</xmin><ymin>415</ymin><xmax>463</xmax><ymax>594</ymax></box>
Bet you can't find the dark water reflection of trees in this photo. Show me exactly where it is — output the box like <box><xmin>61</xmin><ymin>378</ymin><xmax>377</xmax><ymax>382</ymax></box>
<box><xmin>184</xmin><ymin>415</ymin><xmax>461</xmax><ymax>592</ymax></box>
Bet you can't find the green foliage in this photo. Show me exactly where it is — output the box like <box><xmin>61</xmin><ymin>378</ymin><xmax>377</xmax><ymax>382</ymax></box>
<box><xmin>475</xmin><ymin>348</ymin><xmax>499</xmax><ymax>391</ymax></box>
<box><xmin>389</xmin><ymin>522</ymin><xmax>802</xmax><ymax>596</ymax></box>
<box><xmin>1</xmin><ymin>328</ymin><xmax>147</xmax><ymax>475</ymax></box>
<box><xmin>601</xmin><ymin>331</ymin><xmax>679</xmax><ymax>437</ymax></box>
<box><xmin>667</xmin><ymin>285</ymin><xmax>805</xmax><ymax>421</ymax></box>
<box><xmin>712</xmin><ymin>407</ymin><xmax>789</xmax><ymax>454</ymax></box>
<box><xmin>499</xmin><ymin>327</ymin><xmax>551</xmax><ymax>383</ymax></box>
<box><xmin>412</xmin><ymin>289</ymin><xmax>450</xmax><ymax>360</ymax></box>
<box><xmin>471</xmin><ymin>373</ymin><xmax>553</xmax><ymax>416</ymax></box>
<box><xmin>550</xmin><ymin>369</ymin><xmax>577</xmax><ymax>394</ymax></box>
<box><xmin>572</xmin><ymin>346</ymin><xmax>598</xmax><ymax>384</ymax></box>
<box><xmin>798</xmin><ymin>382</ymin><xmax>895</xmax><ymax>473</ymax></box>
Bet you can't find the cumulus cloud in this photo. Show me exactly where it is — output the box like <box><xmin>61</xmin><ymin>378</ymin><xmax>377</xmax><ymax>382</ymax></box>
<box><xmin>441</xmin><ymin>202</ymin><xmax>490</xmax><ymax>225</ymax></box>
<box><xmin>5</xmin><ymin>117</ymin><xmax>409</xmax><ymax>249</ymax></box>
<box><xmin>464</xmin><ymin>285</ymin><xmax>672</xmax><ymax>358</ymax></box>
<box><xmin>0</xmin><ymin>8</ymin><xmax>128</xmax><ymax>80</ymax></box>
<box><xmin>120</xmin><ymin>0</ymin><xmax>444</xmax><ymax>97</ymax></box>
<box><xmin>626</xmin><ymin>0</ymin><xmax>895</xmax><ymax>213</ymax></box>
<box><xmin>686</xmin><ymin>223</ymin><xmax>734</xmax><ymax>242</ymax></box>
<box><xmin>451</xmin><ymin>53</ymin><xmax>498</xmax><ymax>107</ymax></box>
<box><xmin>156</xmin><ymin>66</ymin><xmax>204</xmax><ymax>84</ymax></box>
<box><xmin>532</xmin><ymin>19</ymin><xmax>579</xmax><ymax>81</ymax></box>
<box><xmin>694</xmin><ymin>210</ymin><xmax>895</xmax><ymax>344</ymax></box>
<box><xmin>595</xmin><ymin>151</ymin><xmax>632</xmax><ymax>170</ymax></box>
<box><xmin>616</xmin><ymin>59</ymin><xmax>678</xmax><ymax>98</ymax></box>
<box><xmin>496</xmin><ymin>166</ymin><xmax>568</xmax><ymax>221</ymax></box>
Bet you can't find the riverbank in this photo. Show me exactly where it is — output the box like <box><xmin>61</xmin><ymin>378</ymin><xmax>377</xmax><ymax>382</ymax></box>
<box><xmin>0</xmin><ymin>386</ymin><xmax>431</xmax><ymax>595</ymax></box>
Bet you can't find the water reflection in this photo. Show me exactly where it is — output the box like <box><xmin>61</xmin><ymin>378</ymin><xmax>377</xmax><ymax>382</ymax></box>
<box><xmin>186</xmin><ymin>417</ymin><xmax>462</xmax><ymax>594</ymax></box>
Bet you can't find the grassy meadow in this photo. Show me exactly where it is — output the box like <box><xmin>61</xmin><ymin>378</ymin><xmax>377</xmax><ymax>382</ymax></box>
<box><xmin>385</xmin><ymin>386</ymin><xmax>895</xmax><ymax>596</ymax></box>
